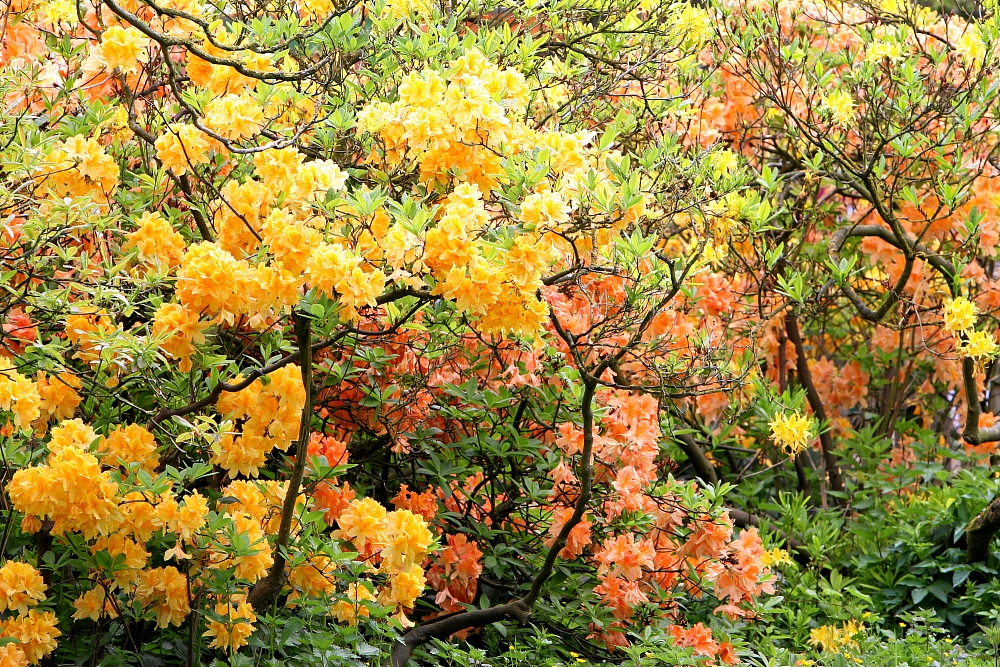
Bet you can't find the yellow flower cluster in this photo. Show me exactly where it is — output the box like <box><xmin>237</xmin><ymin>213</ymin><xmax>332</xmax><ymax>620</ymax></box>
<box><xmin>385</xmin><ymin>0</ymin><xmax>432</xmax><ymax>18</ymax></box>
<box><xmin>0</xmin><ymin>357</ymin><xmax>41</xmax><ymax>430</ymax></box>
<box><xmin>334</xmin><ymin>500</ymin><xmax>433</xmax><ymax>615</ymax></box>
<box><xmin>205</xmin><ymin>94</ymin><xmax>264</xmax><ymax>141</ymax></box>
<box><xmin>135</xmin><ymin>566</ymin><xmax>191</xmax><ymax>628</ymax></box>
<box><xmin>956</xmin><ymin>25</ymin><xmax>986</xmax><ymax>66</ymax></box>
<box><xmin>34</xmin><ymin>371</ymin><xmax>82</xmax><ymax>428</ymax></box>
<box><xmin>97</xmin><ymin>25</ymin><xmax>149</xmax><ymax>74</ymax></box>
<box><xmin>768</xmin><ymin>411</ymin><xmax>814</xmax><ymax>456</ymax></box>
<box><xmin>943</xmin><ymin>297</ymin><xmax>999</xmax><ymax>360</ymax></box>
<box><xmin>124</xmin><ymin>212</ymin><xmax>186</xmax><ymax>267</ymax></box>
<box><xmin>822</xmin><ymin>90</ymin><xmax>855</xmax><ymax>127</ymax></box>
<box><xmin>307</xmin><ymin>242</ymin><xmax>387</xmax><ymax>321</ymax></box>
<box><xmin>220</xmin><ymin>479</ymin><xmax>286</xmax><ymax>534</ymax></box>
<box><xmin>287</xmin><ymin>555</ymin><xmax>337</xmax><ymax>605</ymax></box>
<box><xmin>40</xmin><ymin>135</ymin><xmax>119</xmax><ymax>206</ymax></box>
<box><xmin>331</xmin><ymin>582</ymin><xmax>376</xmax><ymax>625</ymax></box>
<box><xmin>206</xmin><ymin>510</ymin><xmax>273</xmax><ymax>582</ymax></box>
<box><xmin>214</xmin><ymin>365</ymin><xmax>306</xmax><ymax>476</ymax></box>
<box><xmin>0</xmin><ymin>642</ymin><xmax>27</xmax><ymax>667</ymax></box>
<box><xmin>215</xmin><ymin>150</ymin><xmax>345</xmax><ymax>253</ymax></box>
<box><xmin>960</xmin><ymin>329</ymin><xmax>1000</xmax><ymax>360</ymax></box>
<box><xmin>7</xmin><ymin>422</ymin><xmax>122</xmax><ymax>539</ymax></box>
<box><xmin>99</xmin><ymin>423</ymin><xmax>159</xmax><ymax>471</ymax></box>
<box><xmin>357</xmin><ymin>50</ymin><xmax>532</xmax><ymax>192</ymax></box>
<box><xmin>155</xmin><ymin>123</ymin><xmax>216</xmax><ymax>175</ymax></box>
<box><xmin>0</xmin><ymin>562</ymin><xmax>46</xmax><ymax>615</ymax></box>
<box><xmin>161</xmin><ymin>491</ymin><xmax>210</xmax><ymax>546</ymax></box>
<box><xmin>943</xmin><ymin>296</ymin><xmax>978</xmax><ymax>333</ymax></box>
<box><xmin>203</xmin><ymin>598</ymin><xmax>256</xmax><ymax>652</ymax></box>
<box><xmin>426</xmin><ymin>184</ymin><xmax>556</xmax><ymax>336</ymax></box>
<box><xmin>186</xmin><ymin>33</ymin><xmax>279</xmax><ymax>97</ymax></box>
<box><xmin>151</xmin><ymin>302</ymin><xmax>209</xmax><ymax>372</ymax></box>
<box><xmin>760</xmin><ymin>547</ymin><xmax>793</xmax><ymax>567</ymax></box>
<box><xmin>175</xmin><ymin>241</ymin><xmax>301</xmax><ymax>327</ymax></box>
<box><xmin>64</xmin><ymin>309</ymin><xmax>115</xmax><ymax>363</ymax></box>
<box><xmin>0</xmin><ymin>609</ymin><xmax>61</xmax><ymax>664</ymax></box>
<box><xmin>808</xmin><ymin>620</ymin><xmax>863</xmax><ymax>654</ymax></box>
<box><xmin>163</xmin><ymin>146</ymin><xmax>351</xmax><ymax>331</ymax></box>
<box><xmin>72</xmin><ymin>586</ymin><xmax>118</xmax><ymax>622</ymax></box>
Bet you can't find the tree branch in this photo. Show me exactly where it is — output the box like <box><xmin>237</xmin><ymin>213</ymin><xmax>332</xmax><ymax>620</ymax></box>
<box><xmin>389</xmin><ymin>378</ymin><xmax>598</xmax><ymax>666</ymax></box>
<box><xmin>676</xmin><ymin>433</ymin><xmax>718</xmax><ymax>485</ymax></box>
<box><xmin>246</xmin><ymin>311</ymin><xmax>313</xmax><ymax>611</ymax></box>
<box><xmin>785</xmin><ymin>310</ymin><xmax>845</xmax><ymax>498</ymax></box>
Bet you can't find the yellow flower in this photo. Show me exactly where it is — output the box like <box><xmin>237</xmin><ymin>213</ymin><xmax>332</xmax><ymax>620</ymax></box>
<box><xmin>943</xmin><ymin>296</ymin><xmax>978</xmax><ymax>333</ymax></box>
<box><xmin>98</xmin><ymin>25</ymin><xmax>149</xmax><ymax>74</ymax></box>
<box><xmin>203</xmin><ymin>599</ymin><xmax>256</xmax><ymax>653</ymax></box>
<box><xmin>171</xmin><ymin>491</ymin><xmax>209</xmax><ymax>543</ymax></box>
<box><xmin>176</xmin><ymin>242</ymin><xmax>247</xmax><ymax>322</ymax></box>
<box><xmin>7</xmin><ymin>444</ymin><xmax>123</xmax><ymax>539</ymax></box>
<box><xmin>125</xmin><ymin>211</ymin><xmax>186</xmax><ymax>267</ymax></box>
<box><xmin>669</xmin><ymin>3</ymin><xmax>713</xmax><ymax>45</ymax></box>
<box><xmin>42</xmin><ymin>135</ymin><xmax>120</xmax><ymax>204</ymax></box>
<box><xmin>959</xmin><ymin>330</ymin><xmax>999</xmax><ymax>360</ymax></box>
<box><xmin>867</xmin><ymin>39</ymin><xmax>904</xmax><ymax>62</ymax></box>
<box><xmin>253</xmin><ymin>147</ymin><xmax>305</xmax><ymax>193</ymax></box>
<box><xmin>307</xmin><ymin>243</ymin><xmax>387</xmax><ymax>321</ymax></box>
<box><xmin>99</xmin><ymin>423</ymin><xmax>159</xmax><ymax>470</ymax></box>
<box><xmin>378</xmin><ymin>563</ymin><xmax>426</xmax><ymax>610</ymax></box>
<box><xmin>519</xmin><ymin>190</ymin><xmax>570</xmax><ymax>228</ymax></box>
<box><xmin>204</xmin><ymin>94</ymin><xmax>264</xmax><ymax>141</ymax></box>
<box><xmin>380</xmin><ymin>509</ymin><xmax>434</xmax><ymax>571</ymax></box>
<box><xmin>72</xmin><ymin>586</ymin><xmax>118</xmax><ymax>622</ymax></box>
<box><xmin>708</xmin><ymin>149</ymin><xmax>740</xmax><ymax>177</ymax></box>
<box><xmin>151</xmin><ymin>302</ymin><xmax>209</xmax><ymax>372</ymax></box>
<box><xmin>808</xmin><ymin>621</ymin><xmax>862</xmax><ymax>654</ymax></box>
<box><xmin>331</xmin><ymin>583</ymin><xmax>376</xmax><ymax>625</ymax></box>
<box><xmin>385</xmin><ymin>0</ymin><xmax>432</xmax><ymax>19</ymax></box>
<box><xmin>0</xmin><ymin>609</ymin><xmax>61</xmax><ymax>664</ymax></box>
<box><xmin>135</xmin><ymin>566</ymin><xmax>191</xmax><ymax>628</ymax></box>
<box><xmin>956</xmin><ymin>26</ymin><xmax>985</xmax><ymax>66</ymax></box>
<box><xmin>0</xmin><ymin>357</ymin><xmax>42</xmax><ymax>430</ymax></box>
<box><xmin>0</xmin><ymin>641</ymin><xmax>27</xmax><ymax>667</ymax></box>
<box><xmin>47</xmin><ymin>418</ymin><xmax>97</xmax><ymax>453</ymax></box>
<box><xmin>760</xmin><ymin>547</ymin><xmax>792</xmax><ymax>567</ymax></box>
<box><xmin>769</xmin><ymin>411</ymin><xmax>814</xmax><ymax>456</ymax></box>
<box><xmin>35</xmin><ymin>371</ymin><xmax>82</xmax><ymax>426</ymax></box>
<box><xmin>154</xmin><ymin>124</ymin><xmax>214</xmax><ymax>176</ymax></box>
<box><xmin>821</xmin><ymin>90</ymin><xmax>855</xmax><ymax>127</ymax></box>
<box><xmin>261</xmin><ymin>208</ymin><xmax>320</xmax><ymax>275</ymax></box>
<box><xmin>336</xmin><ymin>497</ymin><xmax>388</xmax><ymax>554</ymax></box>
<box><xmin>0</xmin><ymin>562</ymin><xmax>47</xmax><ymax>614</ymax></box>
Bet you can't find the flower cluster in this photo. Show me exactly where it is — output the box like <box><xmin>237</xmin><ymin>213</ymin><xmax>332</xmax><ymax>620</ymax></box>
<box><xmin>0</xmin><ymin>357</ymin><xmax>41</xmax><ymax>430</ymax></box>
<box><xmin>334</xmin><ymin>499</ymin><xmax>434</xmax><ymax>620</ymax></box>
<box><xmin>768</xmin><ymin>411</ymin><xmax>815</xmax><ymax>456</ymax></box>
<box><xmin>38</xmin><ymin>136</ymin><xmax>119</xmax><ymax>206</ymax></box>
<box><xmin>809</xmin><ymin>620</ymin><xmax>863</xmax><ymax>654</ymax></box>
<box><xmin>7</xmin><ymin>422</ymin><xmax>122</xmax><ymax>539</ymax></box>
<box><xmin>942</xmin><ymin>297</ymin><xmax>999</xmax><ymax>360</ymax></box>
<box><xmin>214</xmin><ymin>365</ymin><xmax>306</xmax><ymax>476</ymax></box>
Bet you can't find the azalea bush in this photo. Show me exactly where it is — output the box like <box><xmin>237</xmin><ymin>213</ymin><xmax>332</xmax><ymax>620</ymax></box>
<box><xmin>6</xmin><ymin>0</ymin><xmax>1000</xmax><ymax>663</ymax></box>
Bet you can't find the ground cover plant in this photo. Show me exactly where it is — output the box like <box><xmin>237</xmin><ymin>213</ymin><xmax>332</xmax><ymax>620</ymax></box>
<box><xmin>3</xmin><ymin>0</ymin><xmax>1000</xmax><ymax>664</ymax></box>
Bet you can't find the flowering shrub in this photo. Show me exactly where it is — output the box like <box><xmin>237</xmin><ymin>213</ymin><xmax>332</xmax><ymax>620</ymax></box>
<box><xmin>0</xmin><ymin>0</ymin><xmax>789</xmax><ymax>660</ymax></box>
<box><xmin>4</xmin><ymin>0</ymin><xmax>1000</xmax><ymax>662</ymax></box>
